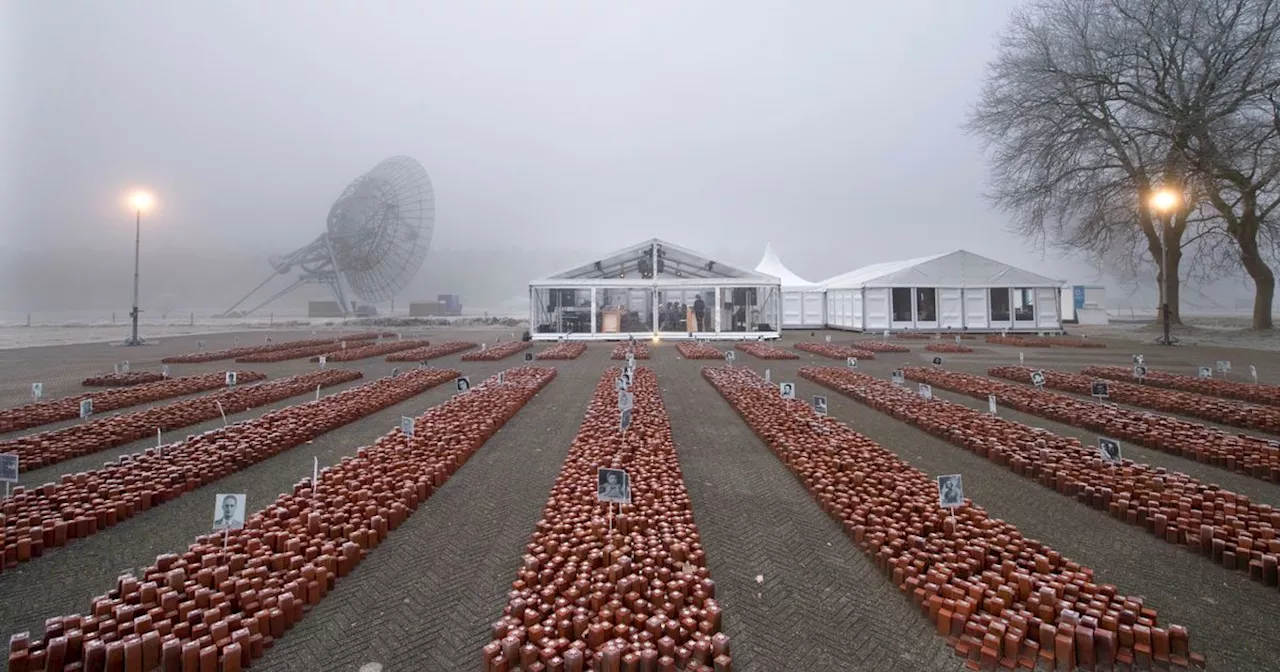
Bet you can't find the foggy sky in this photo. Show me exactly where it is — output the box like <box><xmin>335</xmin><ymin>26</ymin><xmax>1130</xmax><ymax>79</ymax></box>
<box><xmin>4</xmin><ymin>1</ymin><xmax>1247</xmax><ymax>314</ymax></box>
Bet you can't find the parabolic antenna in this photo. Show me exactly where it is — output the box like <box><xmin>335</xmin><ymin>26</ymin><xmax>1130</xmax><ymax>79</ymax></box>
<box><xmin>223</xmin><ymin>156</ymin><xmax>434</xmax><ymax>317</ymax></box>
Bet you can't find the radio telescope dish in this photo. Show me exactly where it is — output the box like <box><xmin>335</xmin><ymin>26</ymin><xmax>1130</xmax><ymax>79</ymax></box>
<box><xmin>223</xmin><ymin>156</ymin><xmax>433</xmax><ymax>317</ymax></box>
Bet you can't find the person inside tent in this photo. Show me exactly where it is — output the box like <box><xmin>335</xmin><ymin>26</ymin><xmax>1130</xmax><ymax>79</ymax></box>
<box><xmin>693</xmin><ymin>295</ymin><xmax>706</xmax><ymax>331</ymax></box>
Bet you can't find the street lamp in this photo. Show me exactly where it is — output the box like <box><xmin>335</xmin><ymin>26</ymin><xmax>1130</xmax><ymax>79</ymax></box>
<box><xmin>1148</xmin><ymin>188</ymin><xmax>1179</xmax><ymax>346</ymax></box>
<box><xmin>125</xmin><ymin>190</ymin><xmax>154</xmax><ymax>346</ymax></box>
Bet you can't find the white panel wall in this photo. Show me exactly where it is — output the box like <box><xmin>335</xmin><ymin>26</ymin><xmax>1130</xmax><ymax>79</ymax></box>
<box><xmin>1035</xmin><ymin>288</ymin><xmax>1061</xmax><ymax>330</ymax></box>
<box><xmin>825</xmin><ymin>290</ymin><xmax>846</xmax><ymax>328</ymax></box>
<box><xmin>850</xmin><ymin>291</ymin><xmax>864</xmax><ymax>330</ymax></box>
<box><xmin>865</xmin><ymin>288</ymin><xmax>890</xmax><ymax>330</ymax></box>
<box><xmin>963</xmin><ymin>289</ymin><xmax>989</xmax><ymax>329</ymax></box>
<box><xmin>939</xmin><ymin>288</ymin><xmax>963</xmax><ymax>329</ymax></box>
<box><xmin>781</xmin><ymin>291</ymin><xmax>804</xmax><ymax>327</ymax></box>
<box><xmin>802</xmin><ymin>291</ymin><xmax>825</xmax><ymax>327</ymax></box>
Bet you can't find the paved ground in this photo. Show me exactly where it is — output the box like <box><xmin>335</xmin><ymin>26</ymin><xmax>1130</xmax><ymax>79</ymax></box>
<box><xmin>1</xmin><ymin>328</ymin><xmax>1278</xmax><ymax>670</ymax></box>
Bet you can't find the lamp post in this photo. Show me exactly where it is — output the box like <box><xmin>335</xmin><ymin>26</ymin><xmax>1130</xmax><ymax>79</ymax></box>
<box><xmin>125</xmin><ymin>190</ymin><xmax>154</xmax><ymax>346</ymax></box>
<box><xmin>1149</xmin><ymin>189</ymin><xmax>1179</xmax><ymax>346</ymax></box>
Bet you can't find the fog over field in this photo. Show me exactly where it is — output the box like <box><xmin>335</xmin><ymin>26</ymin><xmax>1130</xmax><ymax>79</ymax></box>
<box><xmin>0</xmin><ymin>1</ymin><xmax>1261</xmax><ymax>317</ymax></box>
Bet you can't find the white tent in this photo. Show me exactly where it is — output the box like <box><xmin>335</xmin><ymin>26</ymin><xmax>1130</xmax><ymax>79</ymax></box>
<box><xmin>528</xmin><ymin>238</ymin><xmax>783</xmax><ymax>340</ymax></box>
<box><xmin>754</xmin><ymin>243</ymin><xmax>824</xmax><ymax>328</ymax></box>
<box><xmin>822</xmin><ymin>249</ymin><xmax>1063</xmax><ymax>333</ymax></box>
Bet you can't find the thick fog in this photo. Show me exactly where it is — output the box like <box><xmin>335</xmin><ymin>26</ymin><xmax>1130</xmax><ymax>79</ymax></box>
<box><xmin>1</xmin><ymin>1</ymin><xmax>1258</xmax><ymax>317</ymax></box>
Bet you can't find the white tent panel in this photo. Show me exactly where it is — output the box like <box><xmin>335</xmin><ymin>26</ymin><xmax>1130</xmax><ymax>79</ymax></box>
<box><xmin>865</xmin><ymin>288</ymin><xmax>890</xmax><ymax>330</ymax></box>
<box><xmin>939</xmin><ymin>288</ymin><xmax>963</xmax><ymax>329</ymax></box>
<box><xmin>1036</xmin><ymin>288</ymin><xmax>1060</xmax><ymax>329</ymax></box>
<box><xmin>802</xmin><ymin>291</ymin><xmax>825</xmax><ymax>326</ymax></box>
<box><xmin>963</xmin><ymin>289</ymin><xmax>989</xmax><ymax>329</ymax></box>
<box><xmin>849</xmin><ymin>291</ymin><xmax>863</xmax><ymax>329</ymax></box>
<box><xmin>755</xmin><ymin>243</ymin><xmax>824</xmax><ymax>328</ymax></box>
<box><xmin>781</xmin><ymin>292</ymin><xmax>803</xmax><ymax>327</ymax></box>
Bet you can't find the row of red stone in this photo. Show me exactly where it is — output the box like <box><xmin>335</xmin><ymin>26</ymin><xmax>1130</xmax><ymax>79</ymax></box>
<box><xmin>926</xmin><ymin>343</ymin><xmax>975</xmax><ymax>354</ymax></box>
<box><xmin>537</xmin><ymin>343</ymin><xmax>588</xmax><ymax>360</ymax></box>
<box><xmin>1</xmin><ymin>370</ymin><xmax>359</xmax><ymax>474</ymax></box>
<box><xmin>82</xmin><ymin>372</ymin><xmax>167</xmax><ymax>388</ymax></box>
<box><xmin>0</xmin><ymin>369</ymin><xmax>459</xmax><ymax>573</ymax></box>
<box><xmin>898</xmin><ymin>333</ymin><xmax>976</xmax><ymax>340</ymax></box>
<box><xmin>305</xmin><ymin>339</ymin><xmax>430</xmax><ymax>363</ymax></box>
<box><xmin>5</xmin><ymin>366</ymin><xmax>556</xmax><ymax>672</ymax></box>
<box><xmin>901</xmin><ymin>367</ymin><xmax>1280</xmax><ymax>484</ymax></box>
<box><xmin>1084</xmin><ymin>366</ymin><xmax>1280</xmax><ymax>408</ymax></box>
<box><xmin>802</xmin><ymin>366</ymin><xmax>1280</xmax><ymax>590</ymax></box>
<box><xmin>485</xmin><ymin>366</ymin><xmax>730</xmax><ymax>672</ymax></box>
<box><xmin>385</xmin><ymin>341</ymin><xmax>477</xmax><ymax>362</ymax></box>
<box><xmin>611</xmin><ymin>343</ymin><xmax>650</xmax><ymax>360</ymax></box>
<box><xmin>847</xmin><ymin>340</ymin><xmax>912</xmax><ymax>353</ymax></box>
<box><xmin>675</xmin><ymin>342</ymin><xmax>722</xmax><ymax>360</ymax></box>
<box><xmin>732</xmin><ymin>343</ymin><xmax>795</xmax><ymax>360</ymax></box>
<box><xmin>704</xmin><ymin>366</ymin><xmax>1197</xmax><ymax>670</ymax></box>
<box><xmin>161</xmin><ymin>334</ymin><xmax>383</xmax><ymax>364</ymax></box>
<box><xmin>991</xmin><ymin>366</ymin><xmax>1280</xmax><ymax>436</ymax></box>
<box><xmin>463</xmin><ymin>341</ymin><xmax>534</xmax><ymax>361</ymax></box>
<box><xmin>793</xmin><ymin>342</ymin><xmax>877</xmax><ymax>360</ymax></box>
<box><xmin>0</xmin><ymin>372</ymin><xmax>266</xmax><ymax>436</ymax></box>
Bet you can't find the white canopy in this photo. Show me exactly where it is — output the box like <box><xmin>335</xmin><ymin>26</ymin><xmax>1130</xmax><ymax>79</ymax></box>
<box><xmin>754</xmin><ymin>243</ymin><xmax>819</xmax><ymax>289</ymax></box>
<box><xmin>822</xmin><ymin>250</ymin><xmax>1061</xmax><ymax>289</ymax></box>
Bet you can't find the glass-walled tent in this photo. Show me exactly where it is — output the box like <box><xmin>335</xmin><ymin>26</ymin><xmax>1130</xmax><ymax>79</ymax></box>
<box><xmin>529</xmin><ymin>238</ymin><xmax>783</xmax><ymax>341</ymax></box>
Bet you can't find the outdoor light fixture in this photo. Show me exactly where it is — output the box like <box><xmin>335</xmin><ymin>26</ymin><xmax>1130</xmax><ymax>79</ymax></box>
<box><xmin>1147</xmin><ymin>188</ymin><xmax>1181</xmax><ymax>346</ymax></box>
<box><xmin>125</xmin><ymin>189</ymin><xmax>155</xmax><ymax>346</ymax></box>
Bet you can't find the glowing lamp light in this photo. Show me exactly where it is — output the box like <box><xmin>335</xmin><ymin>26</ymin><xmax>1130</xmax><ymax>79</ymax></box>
<box><xmin>129</xmin><ymin>190</ymin><xmax>155</xmax><ymax>212</ymax></box>
<box><xmin>1149</xmin><ymin>189</ymin><xmax>1179</xmax><ymax>213</ymax></box>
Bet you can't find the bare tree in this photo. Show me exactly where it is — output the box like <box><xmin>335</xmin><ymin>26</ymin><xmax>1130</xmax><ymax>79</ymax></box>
<box><xmin>1120</xmin><ymin>0</ymin><xmax>1280</xmax><ymax>328</ymax></box>
<box><xmin>969</xmin><ymin>0</ymin><xmax>1280</xmax><ymax>328</ymax></box>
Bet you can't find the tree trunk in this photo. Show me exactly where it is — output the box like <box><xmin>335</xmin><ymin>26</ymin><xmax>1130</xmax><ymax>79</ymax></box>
<box><xmin>1162</xmin><ymin>242</ymin><xmax>1184</xmax><ymax>326</ymax></box>
<box><xmin>1144</xmin><ymin>218</ymin><xmax>1184</xmax><ymax>326</ymax></box>
<box><xmin>1235</xmin><ymin>228</ymin><xmax>1276</xmax><ymax>329</ymax></box>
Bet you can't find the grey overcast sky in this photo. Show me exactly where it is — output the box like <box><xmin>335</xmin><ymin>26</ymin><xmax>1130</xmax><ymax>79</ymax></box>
<box><xmin>8</xmin><ymin>0</ymin><xmax>1241</xmax><ymax>313</ymax></box>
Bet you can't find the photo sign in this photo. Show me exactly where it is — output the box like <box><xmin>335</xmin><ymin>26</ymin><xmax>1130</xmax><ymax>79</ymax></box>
<box><xmin>1217</xmin><ymin>360</ymin><xmax>1232</xmax><ymax>374</ymax></box>
<box><xmin>455</xmin><ymin>376</ymin><xmax>471</xmax><ymax>394</ymax></box>
<box><xmin>225</xmin><ymin>371</ymin><xmax>237</xmax><ymax>387</ymax></box>
<box><xmin>619</xmin><ymin>407</ymin><xmax>633</xmax><ymax>433</ymax></box>
<box><xmin>1098</xmin><ymin>437</ymin><xmax>1122</xmax><ymax>463</ymax></box>
<box><xmin>1198</xmin><ymin>366</ymin><xmax>1213</xmax><ymax>379</ymax></box>
<box><xmin>918</xmin><ymin>383</ymin><xmax>933</xmax><ymax>400</ymax></box>
<box><xmin>212</xmin><ymin>493</ymin><xmax>247</xmax><ymax>531</ymax></box>
<box><xmin>31</xmin><ymin>382</ymin><xmax>42</xmax><ymax>401</ymax></box>
<box><xmin>932</xmin><ymin>356</ymin><xmax>943</xmax><ymax>366</ymax></box>
<box><xmin>400</xmin><ymin>416</ymin><xmax>415</xmax><ymax>437</ymax></box>
<box><xmin>1133</xmin><ymin>365</ymin><xmax>1148</xmax><ymax>380</ymax></box>
<box><xmin>597</xmin><ymin>467</ymin><xmax>631</xmax><ymax>504</ymax></box>
<box><xmin>937</xmin><ymin>474</ymin><xmax>963</xmax><ymax>509</ymax></box>
<box><xmin>318</xmin><ymin>356</ymin><xmax>327</xmax><ymax>369</ymax></box>
<box><xmin>779</xmin><ymin>382</ymin><xmax>795</xmax><ymax>399</ymax></box>
<box><xmin>618</xmin><ymin>390</ymin><xmax>634</xmax><ymax>412</ymax></box>
<box><xmin>80</xmin><ymin>399</ymin><xmax>93</xmax><ymax>419</ymax></box>
<box><xmin>1030</xmin><ymin>370</ymin><xmax>1047</xmax><ymax>388</ymax></box>
<box><xmin>847</xmin><ymin>357</ymin><xmax>858</xmax><ymax>369</ymax></box>
<box><xmin>0</xmin><ymin>453</ymin><xmax>18</xmax><ymax>483</ymax></box>
<box><xmin>1090</xmin><ymin>381</ymin><xmax>1109</xmax><ymax>399</ymax></box>
<box><xmin>891</xmin><ymin>369</ymin><xmax>905</xmax><ymax>386</ymax></box>
<box><xmin>813</xmin><ymin>395</ymin><xmax>828</xmax><ymax>416</ymax></box>
<box><xmin>525</xmin><ymin>352</ymin><xmax>534</xmax><ymax>362</ymax></box>
<box><xmin>724</xmin><ymin>350</ymin><xmax>735</xmax><ymax>363</ymax></box>
<box><xmin>988</xmin><ymin>394</ymin><xmax>997</xmax><ymax>415</ymax></box>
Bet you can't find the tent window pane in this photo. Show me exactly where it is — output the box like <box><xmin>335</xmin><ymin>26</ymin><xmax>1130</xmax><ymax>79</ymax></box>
<box><xmin>916</xmin><ymin>288</ymin><xmax>937</xmax><ymax>322</ymax></box>
<box><xmin>891</xmin><ymin>288</ymin><xmax>913</xmax><ymax>321</ymax></box>
<box><xmin>989</xmin><ymin>288</ymin><xmax>1010</xmax><ymax>321</ymax></box>
<box><xmin>1015</xmin><ymin>288</ymin><xmax>1035</xmax><ymax>321</ymax></box>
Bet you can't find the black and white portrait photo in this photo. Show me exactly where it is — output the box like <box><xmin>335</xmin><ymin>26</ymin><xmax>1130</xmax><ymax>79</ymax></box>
<box><xmin>779</xmin><ymin>382</ymin><xmax>795</xmax><ymax>399</ymax></box>
<box><xmin>1098</xmin><ymin>437</ymin><xmax>1122</xmax><ymax>463</ymax></box>
<box><xmin>1091</xmin><ymin>381</ymin><xmax>1109</xmax><ymax>398</ymax></box>
<box><xmin>619</xmin><ymin>407</ymin><xmax>633</xmax><ymax>432</ymax></box>
<box><xmin>932</xmin><ymin>356</ymin><xmax>943</xmax><ymax>366</ymax></box>
<box><xmin>813</xmin><ymin>395</ymin><xmax>828</xmax><ymax>416</ymax></box>
<box><xmin>525</xmin><ymin>352</ymin><xmax>534</xmax><ymax>362</ymax></box>
<box><xmin>1030</xmin><ymin>371</ymin><xmax>1046</xmax><ymax>388</ymax></box>
<box><xmin>1133</xmin><ymin>365</ymin><xmax>1148</xmax><ymax>379</ymax></box>
<box><xmin>0</xmin><ymin>453</ymin><xmax>18</xmax><ymax>483</ymax></box>
<box><xmin>937</xmin><ymin>474</ymin><xmax>964</xmax><ymax>509</ymax></box>
<box><xmin>456</xmin><ymin>376</ymin><xmax>471</xmax><ymax>393</ymax></box>
<box><xmin>597</xmin><ymin>468</ymin><xmax>631</xmax><ymax>504</ymax></box>
<box><xmin>212</xmin><ymin>493</ymin><xmax>247</xmax><ymax>531</ymax></box>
